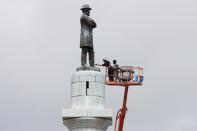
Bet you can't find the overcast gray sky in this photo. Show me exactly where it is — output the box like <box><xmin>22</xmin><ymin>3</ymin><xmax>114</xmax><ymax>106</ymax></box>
<box><xmin>0</xmin><ymin>0</ymin><xmax>197</xmax><ymax>131</ymax></box>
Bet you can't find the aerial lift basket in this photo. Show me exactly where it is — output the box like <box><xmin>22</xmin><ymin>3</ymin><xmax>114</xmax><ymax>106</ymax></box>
<box><xmin>105</xmin><ymin>66</ymin><xmax>144</xmax><ymax>131</ymax></box>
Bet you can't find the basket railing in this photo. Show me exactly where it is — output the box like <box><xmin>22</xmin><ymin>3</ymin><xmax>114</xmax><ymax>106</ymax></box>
<box><xmin>105</xmin><ymin>66</ymin><xmax>143</xmax><ymax>85</ymax></box>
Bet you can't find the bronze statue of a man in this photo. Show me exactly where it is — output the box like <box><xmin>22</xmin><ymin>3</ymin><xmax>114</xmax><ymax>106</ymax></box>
<box><xmin>80</xmin><ymin>4</ymin><xmax>97</xmax><ymax>67</ymax></box>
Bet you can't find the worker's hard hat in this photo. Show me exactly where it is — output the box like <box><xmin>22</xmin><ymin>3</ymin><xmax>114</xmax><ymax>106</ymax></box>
<box><xmin>103</xmin><ymin>58</ymin><xmax>108</xmax><ymax>62</ymax></box>
<box><xmin>80</xmin><ymin>4</ymin><xmax>92</xmax><ymax>10</ymax></box>
<box><xmin>113</xmin><ymin>60</ymin><xmax>117</xmax><ymax>63</ymax></box>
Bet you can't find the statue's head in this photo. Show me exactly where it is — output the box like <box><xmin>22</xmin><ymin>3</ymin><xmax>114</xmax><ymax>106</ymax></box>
<box><xmin>80</xmin><ymin>4</ymin><xmax>92</xmax><ymax>16</ymax></box>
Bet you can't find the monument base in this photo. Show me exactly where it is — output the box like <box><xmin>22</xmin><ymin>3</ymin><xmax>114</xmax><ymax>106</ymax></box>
<box><xmin>62</xmin><ymin>66</ymin><xmax>112</xmax><ymax>131</ymax></box>
<box><xmin>63</xmin><ymin>117</ymin><xmax>112</xmax><ymax>131</ymax></box>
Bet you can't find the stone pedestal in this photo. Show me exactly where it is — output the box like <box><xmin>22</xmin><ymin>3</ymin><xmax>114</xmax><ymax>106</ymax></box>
<box><xmin>62</xmin><ymin>67</ymin><xmax>112</xmax><ymax>131</ymax></box>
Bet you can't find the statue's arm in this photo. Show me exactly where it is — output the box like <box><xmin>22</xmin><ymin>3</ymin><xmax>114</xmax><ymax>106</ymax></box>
<box><xmin>82</xmin><ymin>15</ymin><xmax>97</xmax><ymax>28</ymax></box>
<box><xmin>90</xmin><ymin>19</ymin><xmax>97</xmax><ymax>28</ymax></box>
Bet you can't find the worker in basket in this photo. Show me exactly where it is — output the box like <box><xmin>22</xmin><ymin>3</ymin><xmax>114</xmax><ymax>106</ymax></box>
<box><xmin>112</xmin><ymin>60</ymin><xmax>120</xmax><ymax>81</ymax></box>
<box><xmin>95</xmin><ymin>58</ymin><xmax>114</xmax><ymax>81</ymax></box>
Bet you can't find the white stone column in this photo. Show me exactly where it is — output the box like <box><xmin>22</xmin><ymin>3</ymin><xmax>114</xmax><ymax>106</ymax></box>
<box><xmin>62</xmin><ymin>68</ymin><xmax>112</xmax><ymax>131</ymax></box>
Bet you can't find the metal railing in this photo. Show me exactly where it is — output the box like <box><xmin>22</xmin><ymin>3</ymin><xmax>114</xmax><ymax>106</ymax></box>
<box><xmin>105</xmin><ymin>66</ymin><xmax>144</xmax><ymax>85</ymax></box>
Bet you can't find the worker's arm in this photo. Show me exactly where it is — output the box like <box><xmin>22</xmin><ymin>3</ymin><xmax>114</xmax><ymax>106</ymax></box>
<box><xmin>95</xmin><ymin>64</ymin><xmax>103</xmax><ymax>66</ymax></box>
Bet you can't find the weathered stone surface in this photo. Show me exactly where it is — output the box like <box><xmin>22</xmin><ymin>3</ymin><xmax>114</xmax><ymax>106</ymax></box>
<box><xmin>76</xmin><ymin>66</ymin><xmax>100</xmax><ymax>72</ymax></box>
